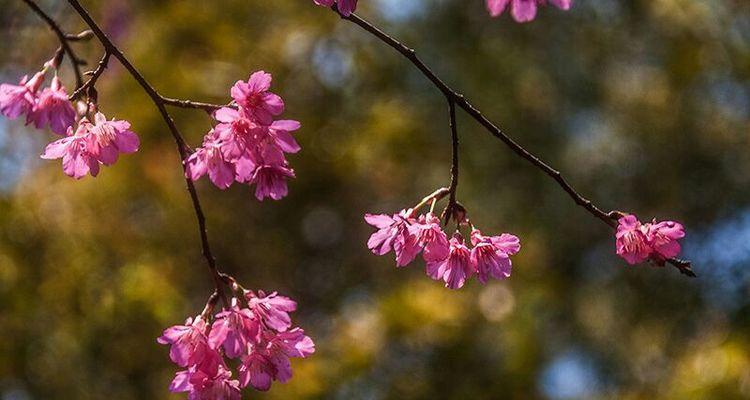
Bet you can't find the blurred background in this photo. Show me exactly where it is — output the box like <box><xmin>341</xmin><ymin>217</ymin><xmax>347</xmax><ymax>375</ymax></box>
<box><xmin>1</xmin><ymin>0</ymin><xmax>749</xmax><ymax>399</ymax></box>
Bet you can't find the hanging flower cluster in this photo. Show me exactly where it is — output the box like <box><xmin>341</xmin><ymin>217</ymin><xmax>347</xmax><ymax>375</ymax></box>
<box><xmin>159</xmin><ymin>289</ymin><xmax>315</xmax><ymax>399</ymax></box>
<box><xmin>365</xmin><ymin>191</ymin><xmax>521</xmax><ymax>289</ymax></box>
<box><xmin>486</xmin><ymin>0</ymin><xmax>572</xmax><ymax>22</ymax></box>
<box><xmin>615</xmin><ymin>214</ymin><xmax>686</xmax><ymax>266</ymax></box>
<box><xmin>0</xmin><ymin>56</ymin><xmax>139</xmax><ymax>179</ymax></box>
<box><xmin>186</xmin><ymin>71</ymin><xmax>300</xmax><ymax>201</ymax></box>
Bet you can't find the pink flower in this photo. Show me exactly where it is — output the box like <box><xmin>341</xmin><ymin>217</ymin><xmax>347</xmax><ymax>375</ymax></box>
<box><xmin>41</xmin><ymin>122</ymin><xmax>100</xmax><ymax>179</ymax></box>
<box><xmin>230</xmin><ymin>71</ymin><xmax>284</xmax><ymax>126</ymax></box>
<box><xmin>212</xmin><ymin>107</ymin><xmax>260</xmax><ymax>161</ymax></box>
<box><xmin>158</xmin><ymin>316</ymin><xmax>210</xmax><ymax>367</ymax></box>
<box><xmin>268</xmin><ymin>120</ymin><xmax>301</xmax><ymax>154</ymax></box>
<box><xmin>313</xmin><ymin>0</ymin><xmax>358</xmax><ymax>16</ymax></box>
<box><xmin>0</xmin><ymin>72</ymin><xmax>44</xmax><ymax>119</ymax></box>
<box><xmin>185</xmin><ymin>131</ymin><xmax>236</xmax><ymax>190</ymax></box>
<box><xmin>615</xmin><ymin>215</ymin><xmax>686</xmax><ymax>265</ymax></box>
<box><xmin>470</xmin><ymin>229</ymin><xmax>521</xmax><ymax>283</ymax></box>
<box><xmin>170</xmin><ymin>350</ymin><xmax>241</xmax><ymax>400</ymax></box>
<box><xmin>29</xmin><ymin>76</ymin><xmax>75</xmax><ymax>135</ymax></box>
<box><xmin>364</xmin><ymin>209</ymin><xmax>419</xmax><ymax>266</ymax></box>
<box><xmin>409</xmin><ymin>213</ymin><xmax>450</xmax><ymax>262</ymax></box>
<box><xmin>615</xmin><ymin>215</ymin><xmax>653</xmax><ymax>265</ymax></box>
<box><xmin>247</xmin><ymin>291</ymin><xmax>297</xmax><ymax>332</ymax></box>
<box><xmin>236</xmin><ymin>147</ymin><xmax>296</xmax><ymax>201</ymax></box>
<box><xmin>86</xmin><ymin>112</ymin><xmax>140</xmax><ymax>165</ymax></box>
<box><xmin>426</xmin><ymin>233</ymin><xmax>475</xmax><ymax>289</ymax></box>
<box><xmin>646</xmin><ymin>219</ymin><xmax>685</xmax><ymax>262</ymax></box>
<box><xmin>486</xmin><ymin>0</ymin><xmax>572</xmax><ymax>23</ymax></box>
<box><xmin>208</xmin><ymin>302</ymin><xmax>260</xmax><ymax>359</ymax></box>
<box><xmin>238</xmin><ymin>353</ymin><xmax>275</xmax><ymax>391</ymax></box>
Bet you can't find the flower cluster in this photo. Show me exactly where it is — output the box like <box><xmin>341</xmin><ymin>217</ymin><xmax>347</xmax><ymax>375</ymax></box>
<box><xmin>487</xmin><ymin>0</ymin><xmax>572</xmax><ymax>22</ymax></box>
<box><xmin>186</xmin><ymin>71</ymin><xmax>300</xmax><ymax>201</ymax></box>
<box><xmin>615</xmin><ymin>214</ymin><xmax>685</xmax><ymax>265</ymax></box>
<box><xmin>0</xmin><ymin>59</ymin><xmax>140</xmax><ymax>179</ymax></box>
<box><xmin>365</xmin><ymin>209</ymin><xmax>521</xmax><ymax>289</ymax></box>
<box><xmin>159</xmin><ymin>290</ymin><xmax>315</xmax><ymax>399</ymax></box>
<box><xmin>42</xmin><ymin>112</ymin><xmax>140</xmax><ymax>179</ymax></box>
<box><xmin>0</xmin><ymin>62</ymin><xmax>75</xmax><ymax>135</ymax></box>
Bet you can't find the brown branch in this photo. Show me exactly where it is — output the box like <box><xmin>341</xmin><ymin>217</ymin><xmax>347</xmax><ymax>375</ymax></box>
<box><xmin>332</xmin><ymin>7</ymin><xmax>694</xmax><ymax>277</ymax></box>
<box><xmin>69</xmin><ymin>51</ymin><xmax>110</xmax><ymax>100</ymax></box>
<box><xmin>160</xmin><ymin>96</ymin><xmax>228</xmax><ymax>112</ymax></box>
<box><xmin>22</xmin><ymin>0</ymin><xmax>84</xmax><ymax>89</ymax></box>
<box><xmin>442</xmin><ymin>98</ymin><xmax>462</xmax><ymax>225</ymax></box>
<box><xmin>56</xmin><ymin>0</ymin><xmax>232</xmax><ymax>301</ymax></box>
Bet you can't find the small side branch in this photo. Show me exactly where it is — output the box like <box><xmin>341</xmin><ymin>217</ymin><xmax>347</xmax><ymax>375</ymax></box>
<box><xmin>69</xmin><ymin>51</ymin><xmax>110</xmax><ymax>100</ymax></box>
<box><xmin>22</xmin><ymin>0</ymin><xmax>84</xmax><ymax>88</ymax></box>
<box><xmin>333</xmin><ymin>8</ymin><xmax>693</xmax><ymax>276</ymax></box>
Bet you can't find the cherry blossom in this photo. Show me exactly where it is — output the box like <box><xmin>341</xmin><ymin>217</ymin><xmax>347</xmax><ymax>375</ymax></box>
<box><xmin>0</xmin><ymin>71</ymin><xmax>44</xmax><ymax>120</ymax></box>
<box><xmin>41</xmin><ymin>122</ymin><xmax>100</xmax><ymax>179</ymax></box>
<box><xmin>157</xmin><ymin>316</ymin><xmax>210</xmax><ymax>367</ymax></box>
<box><xmin>186</xmin><ymin>71</ymin><xmax>300</xmax><ymax>201</ymax></box>
<box><xmin>615</xmin><ymin>214</ymin><xmax>686</xmax><ymax>266</ymax></box>
<box><xmin>427</xmin><ymin>233</ymin><xmax>475</xmax><ymax>289</ymax></box>
<box><xmin>86</xmin><ymin>112</ymin><xmax>140</xmax><ymax>164</ymax></box>
<box><xmin>29</xmin><ymin>76</ymin><xmax>76</xmax><ymax>135</ymax></box>
<box><xmin>486</xmin><ymin>0</ymin><xmax>572</xmax><ymax>23</ymax></box>
<box><xmin>470</xmin><ymin>229</ymin><xmax>520</xmax><ymax>283</ymax></box>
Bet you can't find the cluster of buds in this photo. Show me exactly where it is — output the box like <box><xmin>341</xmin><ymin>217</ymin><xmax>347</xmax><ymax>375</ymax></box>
<box><xmin>186</xmin><ymin>71</ymin><xmax>300</xmax><ymax>201</ymax></box>
<box><xmin>0</xmin><ymin>52</ymin><xmax>139</xmax><ymax>179</ymax></box>
<box><xmin>158</xmin><ymin>285</ymin><xmax>314</xmax><ymax>399</ymax></box>
<box><xmin>365</xmin><ymin>189</ymin><xmax>521</xmax><ymax>289</ymax></box>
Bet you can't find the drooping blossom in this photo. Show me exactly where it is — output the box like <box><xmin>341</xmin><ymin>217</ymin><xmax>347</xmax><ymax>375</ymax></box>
<box><xmin>157</xmin><ymin>316</ymin><xmax>210</xmax><ymax>367</ymax></box>
<box><xmin>160</xmin><ymin>289</ymin><xmax>314</xmax><ymax>397</ymax></box>
<box><xmin>409</xmin><ymin>212</ymin><xmax>450</xmax><ymax>262</ymax></box>
<box><xmin>427</xmin><ymin>233</ymin><xmax>475</xmax><ymax>289</ymax></box>
<box><xmin>486</xmin><ymin>0</ymin><xmax>572</xmax><ymax>23</ymax></box>
<box><xmin>208</xmin><ymin>301</ymin><xmax>260</xmax><ymax>359</ymax></box>
<box><xmin>41</xmin><ymin>122</ymin><xmax>100</xmax><ymax>179</ymax></box>
<box><xmin>0</xmin><ymin>71</ymin><xmax>44</xmax><ymax>119</ymax></box>
<box><xmin>29</xmin><ymin>76</ymin><xmax>76</xmax><ymax>135</ymax></box>
<box><xmin>647</xmin><ymin>220</ymin><xmax>685</xmax><ymax>262</ymax></box>
<box><xmin>237</xmin><ymin>147</ymin><xmax>296</xmax><ymax>201</ymax></box>
<box><xmin>615</xmin><ymin>214</ymin><xmax>686</xmax><ymax>265</ymax></box>
<box><xmin>470</xmin><ymin>229</ymin><xmax>521</xmax><ymax>283</ymax></box>
<box><xmin>313</xmin><ymin>0</ymin><xmax>358</xmax><ymax>16</ymax></box>
<box><xmin>247</xmin><ymin>290</ymin><xmax>297</xmax><ymax>332</ymax></box>
<box><xmin>230</xmin><ymin>71</ymin><xmax>283</xmax><ymax>126</ymax></box>
<box><xmin>185</xmin><ymin>131</ymin><xmax>236</xmax><ymax>190</ymax></box>
<box><xmin>364</xmin><ymin>209</ymin><xmax>420</xmax><ymax>266</ymax></box>
<box><xmin>86</xmin><ymin>112</ymin><xmax>140</xmax><ymax>164</ymax></box>
<box><xmin>169</xmin><ymin>349</ymin><xmax>242</xmax><ymax>400</ymax></box>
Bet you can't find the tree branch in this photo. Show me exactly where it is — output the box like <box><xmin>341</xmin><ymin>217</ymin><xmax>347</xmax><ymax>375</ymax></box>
<box><xmin>69</xmin><ymin>51</ymin><xmax>110</xmax><ymax>101</ymax></box>
<box><xmin>332</xmin><ymin>8</ymin><xmax>694</xmax><ymax>276</ymax></box>
<box><xmin>22</xmin><ymin>0</ymin><xmax>84</xmax><ymax>89</ymax></box>
<box><xmin>53</xmin><ymin>0</ymin><xmax>233</xmax><ymax>300</ymax></box>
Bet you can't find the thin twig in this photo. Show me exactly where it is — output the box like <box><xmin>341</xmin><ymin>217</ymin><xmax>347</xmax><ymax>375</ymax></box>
<box><xmin>58</xmin><ymin>0</ymin><xmax>233</xmax><ymax>301</ymax></box>
<box><xmin>160</xmin><ymin>96</ymin><xmax>228</xmax><ymax>112</ymax></box>
<box><xmin>22</xmin><ymin>0</ymin><xmax>84</xmax><ymax>89</ymax></box>
<box><xmin>69</xmin><ymin>51</ymin><xmax>110</xmax><ymax>100</ymax></box>
<box><xmin>443</xmin><ymin>98</ymin><xmax>460</xmax><ymax>224</ymax></box>
<box><xmin>333</xmin><ymin>8</ymin><xmax>694</xmax><ymax>276</ymax></box>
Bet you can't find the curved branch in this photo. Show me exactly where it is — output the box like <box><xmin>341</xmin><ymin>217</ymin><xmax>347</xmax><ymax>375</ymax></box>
<box><xmin>22</xmin><ymin>0</ymin><xmax>84</xmax><ymax>89</ymax></box>
<box><xmin>58</xmin><ymin>0</ymin><xmax>232</xmax><ymax>300</ymax></box>
<box><xmin>333</xmin><ymin>8</ymin><xmax>695</xmax><ymax>277</ymax></box>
